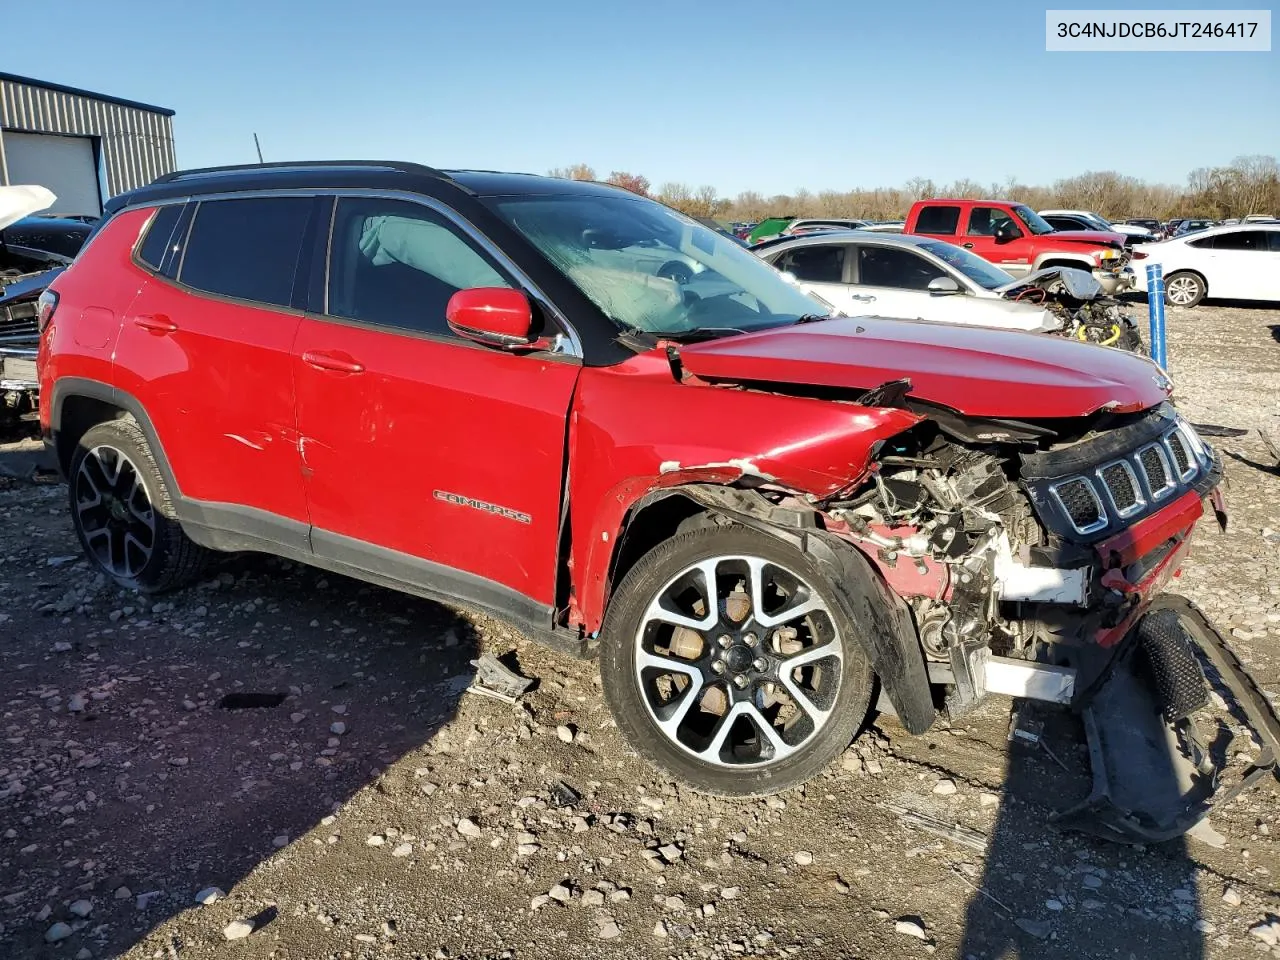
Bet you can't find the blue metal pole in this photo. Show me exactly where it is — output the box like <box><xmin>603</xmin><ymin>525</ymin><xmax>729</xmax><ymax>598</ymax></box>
<box><xmin>1146</xmin><ymin>263</ymin><xmax>1167</xmax><ymax>368</ymax></box>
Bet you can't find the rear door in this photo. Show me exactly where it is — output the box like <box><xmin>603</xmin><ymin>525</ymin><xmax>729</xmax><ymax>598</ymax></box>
<box><xmin>112</xmin><ymin>196</ymin><xmax>313</xmax><ymax>543</ymax></box>
<box><xmin>962</xmin><ymin>205</ymin><xmax>1032</xmax><ymax>276</ymax></box>
<box><xmin>292</xmin><ymin>194</ymin><xmax>580</xmax><ymax>612</ymax></box>
<box><xmin>1199</xmin><ymin>230</ymin><xmax>1277</xmax><ymax>299</ymax></box>
<box><xmin>911</xmin><ymin>204</ymin><xmax>963</xmax><ymax>243</ymax></box>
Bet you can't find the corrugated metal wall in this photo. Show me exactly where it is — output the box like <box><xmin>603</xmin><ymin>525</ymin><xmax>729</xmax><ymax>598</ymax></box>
<box><xmin>0</xmin><ymin>77</ymin><xmax>175</xmax><ymax>197</ymax></box>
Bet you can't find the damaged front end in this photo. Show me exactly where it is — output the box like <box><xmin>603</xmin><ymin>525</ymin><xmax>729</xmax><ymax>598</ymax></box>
<box><xmin>808</xmin><ymin>400</ymin><xmax>1275</xmax><ymax>842</ymax></box>
<box><xmin>999</xmin><ymin>267</ymin><xmax>1144</xmax><ymax>352</ymax></box>
<box><xmin>0</xmin><ymin>269</ymin><xmax>61</xmax><ymax>423</ymax></box>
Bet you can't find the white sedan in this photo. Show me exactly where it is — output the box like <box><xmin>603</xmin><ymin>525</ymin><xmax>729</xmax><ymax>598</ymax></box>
<box><xmin>756</xmin><ymin>231</ymin><xmax>1144</xmax><ymax>348</ymax></box>
<box><xmin>756</xmin><ymin>232</ymin><xmax>1054</xmax><ymax>330</ymax></box>
<box><xmin>1129</xmin><ymin>224</ymin><xmax>1280</xmax><ymax>306</ymax></box>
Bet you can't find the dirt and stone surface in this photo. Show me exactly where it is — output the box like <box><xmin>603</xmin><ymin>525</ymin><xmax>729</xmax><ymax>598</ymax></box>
<box><xmin>1</xmin><ymin>302</ymin><xmax>1278</xmax><ymax>960</ymax></box>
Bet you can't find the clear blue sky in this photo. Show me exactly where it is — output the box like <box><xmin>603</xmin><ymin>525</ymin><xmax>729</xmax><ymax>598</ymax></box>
<box><xmin>4</xmin><ymin>0</ymin><xmax>1276</xmax><ymax>197</ymax></box>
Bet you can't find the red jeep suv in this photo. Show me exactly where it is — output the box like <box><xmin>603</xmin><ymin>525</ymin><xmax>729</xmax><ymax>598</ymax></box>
<box><xmin>37</xmin><ymin>162</ymin><xmax>1275</xmax><ymax>838</ymax></box>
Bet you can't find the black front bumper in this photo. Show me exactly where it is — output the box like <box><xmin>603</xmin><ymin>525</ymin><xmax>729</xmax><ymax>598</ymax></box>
<box><xmin>1053</xmin><ymin>595</ymin><xmax>1280</xmax><ymax>843</ymax></box>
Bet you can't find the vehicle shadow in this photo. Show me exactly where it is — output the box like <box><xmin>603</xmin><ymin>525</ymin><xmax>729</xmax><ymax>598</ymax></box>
<box><xmin>1</xmin><ymin>548</ymin><xmax>481</xmax><ymax>959</ymax></box>
<box><xmin>1269</xmin><ymin>324</ymin><xmax>1280</xmax><ymax>344</ymax></box>
<box><xmin>1225</xmin><ymin>449</ymin><xmax>1280</xmax><ymax>477</ymax></box>
<box><xmin>1122</xmin><ymin>293</ymin><xmax>1280</xmax><ymax>312</ymax></box>
<box><xmin>957</xmin><ymin>699</ymin><xmax>1208</xmax><ymax>959</ymax></box>
<box><xmin>0</xmin><ymin>418</ymin><xmax>54</xmax><ymax>481</ymax></box>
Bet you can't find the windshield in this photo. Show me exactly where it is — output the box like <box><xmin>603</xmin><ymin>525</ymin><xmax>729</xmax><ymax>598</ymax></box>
<box><xmin>1013</xmin><ymin>205</ymin><xmax>1056</xmax><ymax>235</ymax></box>
<box><xmin>489</xmin><ymin>194</ymin><xmax>827</xmax><ymax>337</ymax></box>
<box><xmin>916</xmin><ymin>239</ymin><xmax>1014</xmax><ymax>290</ymax></box>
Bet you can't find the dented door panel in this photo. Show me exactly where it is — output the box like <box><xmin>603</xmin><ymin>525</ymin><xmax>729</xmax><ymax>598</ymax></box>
<box><xmin>293</xmin><ymin>319</ymin><xmax>579</xmax><ymax>606</ymax></box>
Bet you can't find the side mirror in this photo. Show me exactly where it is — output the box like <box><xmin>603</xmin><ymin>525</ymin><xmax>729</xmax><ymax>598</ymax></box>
<box><xmin>446</xmin><ymin>288</ymin><xmax>536</xmax><ymax>349</ymax></box>
<box><xmin>993</xmin><ymin>221</ymin><xmax>1023</xmax><ymax>243</ymax></box>
<box><xmin>927</xmin><ymin>276</ymin><xmax>961</xmax><ymax>295</ymax></box>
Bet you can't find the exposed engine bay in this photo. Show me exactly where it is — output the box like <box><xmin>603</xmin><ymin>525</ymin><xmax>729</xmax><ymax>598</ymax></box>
<box><xmin>771</xmin><ymin>402</ymin><xmax>1274</xmax><ymax>842</ymax></box>
<box><xmin>1000</xmin><ymin>266</ymin><xmax>1144</xmax><ymax>351</ymax></box>
<box><xmin>818</xmin><ymin>404</ymin><xmax>1218</xmax><ymax>694</ymax></box>
<box><xmin>0</xmin><ymin>268</ymin><xmax>60</xmax><ymax>423</ymax></box>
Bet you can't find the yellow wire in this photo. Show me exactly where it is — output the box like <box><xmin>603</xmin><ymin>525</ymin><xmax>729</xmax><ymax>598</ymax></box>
<box><xmin>1076</xmin><ymin>324</ymin><xmax>1122</xmax><ymax>347</ymax></box>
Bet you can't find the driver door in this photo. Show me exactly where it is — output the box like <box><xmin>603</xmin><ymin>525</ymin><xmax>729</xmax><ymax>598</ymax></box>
<box><xmin>849</xmin><ymin>244</ymin><xmax>949</xmax><ymax>320</ymax></box>
<box><xmin>292</xmin><ymin>195</ymin><xmax>582</xmax><ymax>612</ymax></box>
<box><xmin>963</xmin><ymin>206</ymin><xmax>1032</xmax><ymax>277</ymax></box>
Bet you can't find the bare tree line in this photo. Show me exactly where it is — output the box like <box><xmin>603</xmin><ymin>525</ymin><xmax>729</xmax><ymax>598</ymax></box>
<box><xmin>548</xmin><ymin>155</ymin><xmax>1280</xmax><ymax>221</ymax></box>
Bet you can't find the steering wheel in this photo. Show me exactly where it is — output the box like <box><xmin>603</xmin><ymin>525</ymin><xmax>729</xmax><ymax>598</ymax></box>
<box><xmin>656</xmin><ymin>261</ymin><xmax>694</xmax><ymax>285</ymax></box>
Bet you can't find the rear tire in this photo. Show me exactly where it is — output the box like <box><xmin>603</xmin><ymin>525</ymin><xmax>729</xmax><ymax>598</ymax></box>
<box><xmin>1164</xmin><ymin>271</ymin><xmax>1205</xmax><ymax>307</ymax></box>
<box><xmin>69</xmin><ymin>419</ymin><xmax>208</xmax><ymax>593</ymax></box>
<box><xmin>600</xmin><ymin>525</ymin><xmax>875</xmax><ymax>796</ymax></box>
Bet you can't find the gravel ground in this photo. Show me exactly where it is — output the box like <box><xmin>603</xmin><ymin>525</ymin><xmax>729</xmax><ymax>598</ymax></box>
<box><xmin>1</xmin><ymin>302</ymin><xmax>1278</xmax><ymax>960</ymax></box>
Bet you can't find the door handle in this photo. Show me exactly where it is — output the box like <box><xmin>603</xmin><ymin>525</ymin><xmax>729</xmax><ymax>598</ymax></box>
<box><xmin>962</xmin><ymin>242</ymin><xmax>975</xmax><ymax>249</ymax></box>
<box><xmin>133</xmin><ymin>314</ymin><xmax>177</xmax><ymax>333</ymax></box>
<box><xmin>302</xmin><ymin>350</ymin><xmax>365</xmax><ymax>374</ymax></box>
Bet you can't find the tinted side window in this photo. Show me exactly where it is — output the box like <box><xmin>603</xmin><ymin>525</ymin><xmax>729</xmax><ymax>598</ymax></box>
<box><xmin>858</xmin><ymin>246</ymin><xmax>945</xmax><ymax>290</ymax></box>
<box><xmin>1045</xmin><ymin>215</ymin><xmax>1088</xmax><ymax>231</ymax></box>
<box><xmin>327</xmin><ymin>197</ymin><xmax>510</xmax><ymax>336</ymax></box>
<box><xmin>966</xmin><ymin>207</ymin><xmax>1015</xmax><ymax>237</ymax></box>
<box><xmin>1270</xmin><ymin>232</ymin><xmax>1280</xmax><ymax>252</ymax></box>
<box><xmin>179</xmin><ymin>198</ymin><xmax>312</xmax><ymax>307</ymax></box>
<box><xmin>1212</xmin><ymin>230</ymin><xmax>1268</xmax><ymax>251</ymax></box>
<box><xmin>137</xmin><ymin>205</ymin><xmax>183</xmax><ymax>269</ymax></box>
<box><xmin>1187</xmin><ymin>236</ymin><xmax>1214</xmax><ymax>249</ymax></box>
<box><xmin>914</xmin><ymin>206</ymin><xmax>960</xmax><ymax>235</ymax></box>
<box><xmin>776</xmin><ymin>245</ymin><xmax>845</xmax><ymax>283</ymax></box>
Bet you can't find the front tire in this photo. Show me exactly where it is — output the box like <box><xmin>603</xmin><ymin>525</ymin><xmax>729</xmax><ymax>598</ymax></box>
<box><xmin>1164</xmin><ymin>271</ymin><xmax>1206</xmax><ymax>307</ymax></box>
<box><xmin>69</xmin><ymin>419</ymin><xmax>208</xmax><ymax>593</ymax></box>
<box><xmin>600</xmin><ymin>526</ymin><xmax>875</xmax><ymax>796</ymax></box>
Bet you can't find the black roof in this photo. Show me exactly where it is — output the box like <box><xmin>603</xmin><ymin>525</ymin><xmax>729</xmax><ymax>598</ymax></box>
<box><xmin>108</xmin><ymin>161</ymin><xmax>633</xmax><ymax>213</ymax></box>
<box><xmin>0</xmin><ymin>72</ymin><xmax>175</xmax><ymax>117</ymax></box>
<box><xmin>446</xmin><ymin>170</ymin><xmax>627</xmax><ymax>198</ymax></box>
<box><xmin>100</xmin><ymin>161</ymin><xmax>648</xmax><ymax>369</ymax></box>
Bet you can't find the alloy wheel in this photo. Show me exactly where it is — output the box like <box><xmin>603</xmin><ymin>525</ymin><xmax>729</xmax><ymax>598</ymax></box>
<box><xmin>74</xmin><ymin>445</ymin><xmax>156</xmax><ymax>578</ymax></box>
<box><xmin>633</xmin><ymin>555</ymin><xmax>844</xmax><ymax>768</ymax></box>
<box><xmin>1166</xmin><ymin>275</ymin><xmax>1201</xmax><ymax>306</ymax></box>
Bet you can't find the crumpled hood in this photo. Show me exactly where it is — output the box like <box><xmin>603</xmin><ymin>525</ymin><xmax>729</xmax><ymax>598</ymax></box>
<box><xmin>677</xmin><ymin>317</ymin><xmax>1170</xmax><ymax>419</ymax></box>
<box><xmin>996</xmin><ymin>266</ymin><xmax>1104</xmax><ymax>301</ymax></box>
<box><xmin>1043</xmin><ymin>229</ymin><xmax>1127</xmax><ymax>249</ymax></box>
<box><xmin>0</xmin><ymin>185</ymin><xmax>56</xmax><ymax>232</ymax></box>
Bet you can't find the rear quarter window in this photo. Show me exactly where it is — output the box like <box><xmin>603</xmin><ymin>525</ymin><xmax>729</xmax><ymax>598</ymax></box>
<box><xmin>136</xmin><ymin>205</ymin><xmax>184</xmax><ymax>270</ymax></box>
<box><xmin>178</xmin><ymin>197</ymin><xmax>312</xmax><ymax>307</ymax></box>
<box><xmin>914</xmin><ymin>205</ymin><xmax>961</xmax><ymax>235</ymax></box>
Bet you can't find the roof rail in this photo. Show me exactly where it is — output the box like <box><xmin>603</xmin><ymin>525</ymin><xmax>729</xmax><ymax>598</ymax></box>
<box><xmin>151</xmin><ymin>160</ymin><xmax>456</xmax><ymax>186</ymax></box>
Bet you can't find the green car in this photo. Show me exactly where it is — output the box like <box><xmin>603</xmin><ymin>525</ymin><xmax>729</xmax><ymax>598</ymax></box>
<box><xmin>746</xmin><ymin>216</ymin><xmax>796</xmax><ymax>244</ymax></box>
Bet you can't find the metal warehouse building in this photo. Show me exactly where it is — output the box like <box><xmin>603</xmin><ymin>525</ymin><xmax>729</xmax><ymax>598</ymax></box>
<box><xmin>0</xmin><ymin>72</ymin><xmax>176</xmax><ymax>218</ymax></box>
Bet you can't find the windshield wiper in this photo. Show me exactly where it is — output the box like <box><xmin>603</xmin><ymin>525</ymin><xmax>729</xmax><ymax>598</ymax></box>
<box><xmin>662</xmin><ymin>326</ymin><xmax>750</xmax><ymax>343</ymax></box>
<box><xmin>793</xmin><ymin>313</ymin><xmax>835</xmax><ymax>324</ymax></box>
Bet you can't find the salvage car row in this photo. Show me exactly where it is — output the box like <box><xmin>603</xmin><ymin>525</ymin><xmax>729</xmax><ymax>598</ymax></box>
<box><xmin>749</xmin><ymin>200</ymin><xmax>1280</xmax><ymax>337</ymax></box>
<box><xmin>26</xmin><ymin>161</ymin><xmax>1280</xmax><ymax>845</ymax></box>
<box><xmin>6</xmin><ymin>181</ymin><xmax>1280</xmax><ymax>426</ymax></box>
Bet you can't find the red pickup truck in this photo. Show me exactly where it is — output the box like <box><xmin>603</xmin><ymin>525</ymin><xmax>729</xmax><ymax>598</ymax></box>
<box><xmin>905</xmin><ymin>199</ymin><xmax>1136</xmax><ymax>294</ymax></box>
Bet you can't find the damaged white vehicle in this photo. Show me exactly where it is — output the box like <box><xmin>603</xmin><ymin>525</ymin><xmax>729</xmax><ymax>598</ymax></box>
<box><xmin>758</xmin><ymin>231</ymin><xmax>1145</xmax><ymax>351</ymax></box>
